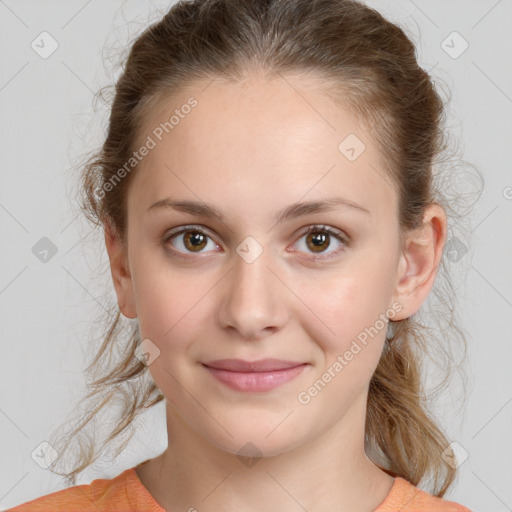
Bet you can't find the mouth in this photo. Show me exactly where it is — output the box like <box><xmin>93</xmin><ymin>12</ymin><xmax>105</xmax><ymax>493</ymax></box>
<box><xmin>202</xmin><ymin>359</ymin><xmax>308</xmax><ymax>392</ymax></box>
<box><xmin>203</xmin><ymin>358</ymin><xmax>306</xmax><ymax>372</ymax></box>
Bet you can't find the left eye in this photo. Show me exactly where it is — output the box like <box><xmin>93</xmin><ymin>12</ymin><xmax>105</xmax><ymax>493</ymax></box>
<box><xmin>293</xmin><ymin>225</ymin><xmax>347</xmax><ymax>259</ymax></box>
<box><xmin>164</xmin><ymin>224</ymin><xmax>348</xmax><ymax>260</ymax></box>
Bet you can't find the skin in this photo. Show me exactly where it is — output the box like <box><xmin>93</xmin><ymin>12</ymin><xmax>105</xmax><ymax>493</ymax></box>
<box><xmin>105</xmin><ymin>69</ymin><xmax>447</xmax><ymax>512</ymax></box>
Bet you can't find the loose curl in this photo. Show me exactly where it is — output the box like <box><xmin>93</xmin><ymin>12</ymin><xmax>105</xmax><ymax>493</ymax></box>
<box><xmin>47</xmin><ymin>0</ymin><xmax>482</xmax><ymax>497</ymax></box>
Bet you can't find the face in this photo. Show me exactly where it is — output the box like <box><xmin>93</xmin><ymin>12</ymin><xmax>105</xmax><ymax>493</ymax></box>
<box><xmin>107</xmin><ymin>70</ymin><xmax>432</xmax><ymax>457</ymax></box>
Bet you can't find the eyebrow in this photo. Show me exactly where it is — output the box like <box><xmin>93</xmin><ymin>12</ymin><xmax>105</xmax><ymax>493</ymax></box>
<box><xmin>147</xmin><ymin>196</ymin><xmax>370</xmax><ymax>224</ymax></box>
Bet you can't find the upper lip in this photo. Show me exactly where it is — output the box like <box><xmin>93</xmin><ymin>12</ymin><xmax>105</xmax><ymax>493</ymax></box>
<box><xmin>203</xmin><ymin>358</ymin><xmax>306</xmax><ymax>372</ymax></box>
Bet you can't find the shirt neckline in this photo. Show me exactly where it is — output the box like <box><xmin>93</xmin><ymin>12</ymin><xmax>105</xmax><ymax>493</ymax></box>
<box><xmin>127</xmin><ymin>467</ymin><xmax>405</xmax><ymax>512</ymax></box>
<box><xmin>127</xmin><ymin>467</ymin><xmax>167</xmax><ymax>511</ymax></box>
<box><xmin>374</xmin><ymin>476</ymin><xmax>408</xmax><ymax>510</ymax></box>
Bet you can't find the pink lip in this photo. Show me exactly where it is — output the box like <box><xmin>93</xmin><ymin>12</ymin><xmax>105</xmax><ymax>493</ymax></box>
<box><xmin>204</xmin><ymin>358</ymin><xmax>305</xmax><ymax>372</ymax></box>
<box><xmin>202</xmin><ymin>359</ymin><xmax>308</xmax><ymax>392</ymax></box>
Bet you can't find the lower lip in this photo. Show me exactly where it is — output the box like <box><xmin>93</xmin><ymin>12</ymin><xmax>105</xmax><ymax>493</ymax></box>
<box><xmin>203</xmin><ymin>364</ymin><xmax>308</xmax><ymax>392</ymax></box>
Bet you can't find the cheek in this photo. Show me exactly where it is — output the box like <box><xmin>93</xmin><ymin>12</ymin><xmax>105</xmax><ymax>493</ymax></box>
<box><xmin>302</xmin><ymin>262</ymin><xmax>392</xmax><ymax>362</ymax></box>
<box><xmin>130</xmin><ymin>249</ymin><xmax>200</xmax><ymax>345</ymax></box>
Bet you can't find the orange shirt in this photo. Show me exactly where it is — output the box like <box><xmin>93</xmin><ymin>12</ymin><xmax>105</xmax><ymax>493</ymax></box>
<box><xmin>7</xmin><ymin>466</ymin><xmax>472</xmax><ymax>511</ymax></box>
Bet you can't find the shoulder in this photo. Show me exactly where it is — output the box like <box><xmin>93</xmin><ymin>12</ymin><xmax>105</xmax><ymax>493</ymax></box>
<box><xmin>376</xmin><ymin>476</ymin><xmax>472</xmax><ymax>512</ymax></box>
<box><xmin>6</xmin><ymin>468</ymin><xmax>160</xmax><ymax>512</ymax></box>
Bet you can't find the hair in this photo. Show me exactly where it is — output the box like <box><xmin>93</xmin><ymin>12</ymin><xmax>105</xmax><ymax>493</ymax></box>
<box><xmin>47</xmin><ymin>0</ymin><xmax>483</xmax><ymax>498</ymax></box>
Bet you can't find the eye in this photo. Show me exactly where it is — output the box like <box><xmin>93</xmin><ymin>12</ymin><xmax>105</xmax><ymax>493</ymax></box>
<box><xmin>293</xmin><ymin>224</ymin><xmax>348</xmax><ymax>261</ymax></box>
<box><xmin>163</xmin><ymin>224</ymin><xmax>349</xmax><ymax>262</ymax></box>
<box><xmin>164</xmin><ymin>225</ymin><xmax>219</xmax><ymax>260</ymax></box>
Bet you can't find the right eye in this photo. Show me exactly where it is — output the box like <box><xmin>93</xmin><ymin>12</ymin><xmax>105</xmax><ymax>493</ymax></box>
<box><xmin>164</xmin><ymin>225</ymin><xmax>220</xmax><ymax>259</ymax></box>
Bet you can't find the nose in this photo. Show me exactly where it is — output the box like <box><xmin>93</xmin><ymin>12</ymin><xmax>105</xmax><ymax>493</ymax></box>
<box><xmin>217</xmin><ymin>246</ymin><xmax>289</xmax><ymax>340</ymax></box>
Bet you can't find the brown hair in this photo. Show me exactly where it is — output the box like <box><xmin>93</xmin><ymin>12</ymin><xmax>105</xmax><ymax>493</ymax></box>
<box><xmin>48</xmin><ymin>0</ymin><xmax>482</xmax><ymax>497</ymax></box>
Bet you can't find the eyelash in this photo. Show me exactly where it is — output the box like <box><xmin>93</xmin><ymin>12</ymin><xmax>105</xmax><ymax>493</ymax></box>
<box><xmin>163</xmin><ymin>224</ymin><xmax>349</xmax><ymax>262</ymax></box>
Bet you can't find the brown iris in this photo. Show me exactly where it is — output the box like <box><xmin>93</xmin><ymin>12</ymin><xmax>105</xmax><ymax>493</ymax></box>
<box><xmin>183</xmin><ymin>231</ymin><xmax>208</xmax><ymax>252</ymax></box>
<box><xmin>306</xmin><ymin>230</ymin><xmax>330</xmax><ymax>253</ymax></box>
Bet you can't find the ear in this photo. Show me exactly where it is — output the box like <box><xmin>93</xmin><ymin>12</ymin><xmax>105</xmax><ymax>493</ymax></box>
<box><xmin>391</xmin><ymin>204</ymin><xmax>447</xmax><ymax>321</ymax></box>
<box><xmin>104</xmin><ymin>218</ymin><xmax>137</xmax><ymax>319</ymax></box>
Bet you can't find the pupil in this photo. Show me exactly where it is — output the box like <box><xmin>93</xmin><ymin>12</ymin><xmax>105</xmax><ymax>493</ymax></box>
<box><xmin>191</xmin><ymin>233</ymin><xmax>203</xmax><ymax>245</ymax></box>
<box><xmin>313</xmin><ymin>233</ymin><xmax>325</xmax><ymax>246</ymax></box>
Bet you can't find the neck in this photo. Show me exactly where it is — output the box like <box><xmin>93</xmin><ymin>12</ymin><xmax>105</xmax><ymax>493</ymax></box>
<box><xmin>135</xmin><ymin>396</ymin><xmax>395</xmax><ymax>512</ymax></box>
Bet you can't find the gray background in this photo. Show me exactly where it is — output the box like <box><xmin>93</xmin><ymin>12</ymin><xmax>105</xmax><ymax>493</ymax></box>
<box><xmin>1</xmin><ymin>0</ymin><xmax>511</xmax><ymax>510</ymax></box>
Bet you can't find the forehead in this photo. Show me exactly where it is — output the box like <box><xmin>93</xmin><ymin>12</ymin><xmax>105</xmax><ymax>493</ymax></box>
<box><xmin>128</xmin><ymin>72</ymin><xmax>397</xmax><ymax>221</ymax></box>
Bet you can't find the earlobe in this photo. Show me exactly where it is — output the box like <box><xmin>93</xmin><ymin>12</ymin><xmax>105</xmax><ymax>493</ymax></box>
<box><xmin>391</xmin><ymin>205</ymin><xmax>447</xmax><ymax>321</ymax></box>
<box><xmin>104</xmin><ymin>219</ymin><xmax>138</xmax><ymax>319</ymax></box>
